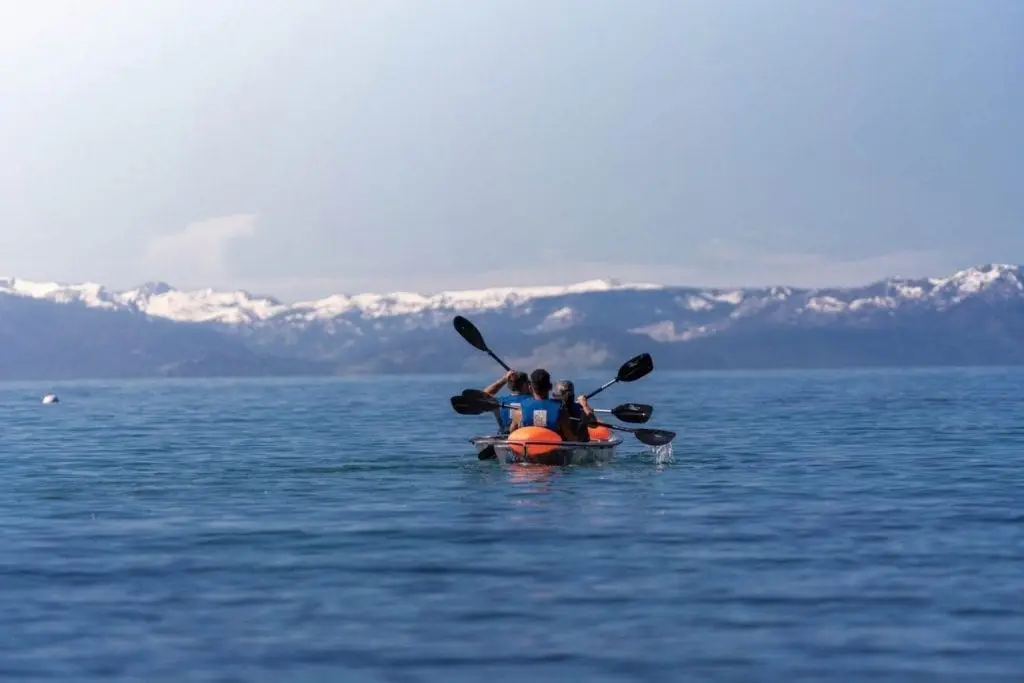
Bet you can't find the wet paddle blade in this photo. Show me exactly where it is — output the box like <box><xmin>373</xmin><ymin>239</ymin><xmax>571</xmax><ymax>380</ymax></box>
<box><xmin>617</xmin><ymin>353</ymin><xmax>654</xmax><ymax>383</ymax></box>
<box><xmin>461</xmin><ymin>388</ymin><xmax>501</xmax><ymax>412</ymax></box>
<box><xmin>633</xmin><ymin>428</ymin><xmax>675</xmax><ymax>447</ymax></box>
<box><xmin>610</xmin><ymin>402</ymin><xmax>653</xmax><ymax>424</ymax></box>
<box><xmin>588</xmin><ymin>419</ymin><xmax>675</xmax><ymax>446</ymax></box>
<box><xmin>451</xmin><ymin>395</ymin><xmax>485</xmax><ymax>415</ymax></box>
<box><xmin>453</xmin><ymin>316</ymin><xmax>488</xmax><ymax>352</ymax></box>
<box><xmin>584</xmin><ymin>354</ymin><xmax>655</xmax><ymax>400</ymax></box>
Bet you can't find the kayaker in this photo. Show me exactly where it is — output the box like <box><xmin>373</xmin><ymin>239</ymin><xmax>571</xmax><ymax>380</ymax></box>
<box><xmin>508</xmin><ymin>368</ymin><xmax>575</xmax><ymax>440</ymax></box>
<box><xmin>482</xmin><ymin>369</ymin><xmax>531</xmax><ymax>434</ymax></box>
<box><xmin>552</xmin><ymin>379</ymin><xmax>595</xmax><ymax>442</ymax></box>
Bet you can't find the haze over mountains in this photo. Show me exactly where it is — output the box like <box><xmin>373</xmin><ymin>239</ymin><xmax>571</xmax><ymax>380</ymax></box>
<box><xmin>2</xmin><ymin>264</ymin><xmax>1024</xmax><ymax>380</ymax></box>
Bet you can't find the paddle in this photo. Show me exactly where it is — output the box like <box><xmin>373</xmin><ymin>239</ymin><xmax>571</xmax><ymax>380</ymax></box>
<box><xmin>583</xmin><ymin>353</ymin><xmax>654</xmax><ymax>400</ymax></box>
<box><xmin>460</xmin><ymin>390</ymin><xmax>651</xmax><ymax>426</ymax></box>
<box><xmin>458</xmin><ymin>392</ymin><xmax>649</xmax><ymax>425</ymax></box>
<box><xmin>453</xmin><ymin>390</ymin><xmax>509</xmax><ymax>459</ymax></box>
<box><xmin>457</xmin><ymin>392</ymin><xmax>650</xmax><ymax>424</ymax></box>
<box><xmin>450</xmin><ymin>394</ymin><xmax>503</xmax><ymax>457</ymax></box>
<box><xmin>460</xmin><ymin>390</ymin><xmax>674</xmax><ymax>448</ymax></box>
<box><xmin>589</xmin><ymin>420</ymin><xmax>676</xmax><ymax>447</ymax></box>
<box><xmin>450</xmin><ymin>395</ymin><xmax>486</xmax><ymax>415</ymax></box>
<box><xmin>594</xmin><ymin>403</ymin><xmax>653</xmax><ymax>424</ymax></box>
<box><xmin>453</xmin><ymin>316</ymin><xmax>510</xmax><ymax>371</ymax></box>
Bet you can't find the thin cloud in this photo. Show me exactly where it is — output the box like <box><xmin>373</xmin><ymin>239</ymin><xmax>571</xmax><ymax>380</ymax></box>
<box><xmin>195</xmin><ymin>243</ymin><xmax>955</xmax><ymax>301</ymax></box>
<box><xmin>139</xmin><ymin>214</ymin><xmax>256</xmax><ymax>286</ymax></box>
<box><xmin>337</xmin><ymin>247</ymin><xmax>954</xmax><ymax>295</ymax></box>
<box><xmin>684</xmin><ymin>241</ymin><xmax>952</xmax><ymax>288</ymax></box>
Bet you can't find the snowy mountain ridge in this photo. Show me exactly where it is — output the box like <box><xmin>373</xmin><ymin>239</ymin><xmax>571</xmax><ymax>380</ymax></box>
<box><xmin>0</xmin><ymin>275</ymin><xmax>666</xmax><ymax>324</ymax></box>
<box><xmin>2</xmin><ymin>264</ymin><xmax>1021</xmax><ymax>327</ymax></box>
<box><xmin>4</xmin><ymin>264</ymin><xmax>1024</xmax><ymax>379</ymax></box>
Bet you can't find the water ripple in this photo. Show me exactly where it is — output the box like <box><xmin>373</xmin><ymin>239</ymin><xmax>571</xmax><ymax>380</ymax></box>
<box><xmin>1</xmin><ymin>370</ymin><xmax>1024</xmax><ymax>681</ymax></box>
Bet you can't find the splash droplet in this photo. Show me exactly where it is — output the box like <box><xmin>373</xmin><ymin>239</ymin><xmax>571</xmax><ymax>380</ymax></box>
<box><xmin>652</xmin><ymin>442</ymin><xmax>673</xmax><ymax>465</ymax></box>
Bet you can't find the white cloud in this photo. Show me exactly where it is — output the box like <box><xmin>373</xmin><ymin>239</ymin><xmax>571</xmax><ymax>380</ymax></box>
<box><xmin>139</xmin><ymin>214</ymin><xmax>256</xmax><ymax>286</ymax></box>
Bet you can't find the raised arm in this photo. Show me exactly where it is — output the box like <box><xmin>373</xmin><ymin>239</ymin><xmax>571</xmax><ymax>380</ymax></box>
<box><xmin>483</xmin><ymin>369</ymin><xmax>515</xmax><ymax>396</ymax></box>
<box><xmin>576</xmin><ymin>395</ymin><xmax>595</xmax><ymax>425</ymax></box>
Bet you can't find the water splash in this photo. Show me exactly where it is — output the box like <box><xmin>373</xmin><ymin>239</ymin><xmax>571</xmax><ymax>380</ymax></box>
<box><xmin>651</xmin><ymin>442</ymin><xmax>673</xmax><ymax>465</ymax></box>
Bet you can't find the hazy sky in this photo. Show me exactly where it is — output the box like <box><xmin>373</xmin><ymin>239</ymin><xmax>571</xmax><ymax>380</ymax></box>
<box><xmin>2</xmin><ymin>0</ymin><xmax>1021</xmax><ymax>300</ymax></box>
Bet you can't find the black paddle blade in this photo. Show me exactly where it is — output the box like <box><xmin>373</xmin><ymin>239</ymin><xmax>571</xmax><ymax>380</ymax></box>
<box><xmin>461</xmin><ymin>388</ymin><xmax>500</xmax><ymax>412</ymax></box>
<box><xmin>634</xmin><ymin>428</ymin><xmax>675</xmax><ymax>447</ymax></box>
<box><xmin>478</xmin><ymin>445</ymin><xmax>497</xmax><ymax>460</ymax></box>
<box><xmin>584</xmin><ymin>354</ymin><xmax>655</xmax><ymax>400</ymax></box>
<box><xmin>617</xmin><ymin>353</ymin><xmax>654</xmax><ymax>383</ymax></box>
<box><xmin>451</xmin><ymin>395</ymin><xmax>485</xmax><ymax>415</ymax></box>
<box><xmin>610</xmin><ymin>402</ymin><xmax>653</xmax><ymax>424</ymax></box>
<box><xmin>453</xmin><ymin>316</ymin><xmax>488</xmax><ymax>352</ymax></box>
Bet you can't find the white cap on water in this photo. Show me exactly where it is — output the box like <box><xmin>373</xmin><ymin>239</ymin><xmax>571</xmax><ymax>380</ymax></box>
<box><xmin>42</xmin><ymin>393</ymin><xmax>59</xmax><ymax>404</ymax></box>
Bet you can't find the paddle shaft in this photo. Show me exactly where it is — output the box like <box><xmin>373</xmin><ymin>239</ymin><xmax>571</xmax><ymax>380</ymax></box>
<box><xmin>460</xmin><ymin>390</ymin><xmax>654</xmax><ymax>429</ymax></box>
<box><xmin>583</xmin><ymin>353</ymin><xmax>653</xmax><ymax>400</ymax></box>
<box><xmin>456</xmin><ymin>394</ymin><xmax>648</xmax><ymax>426</ymax></box>
<box><xmin>549</xmin><ymin>413</ymin><xmax>672</xmax><ymax>446</ymax></box>
<box><xmin>590</xmin><ymin>419</ymin><xmax>674</xmax><ymax>444</ymax></box>
<box><xmin>584</xmin><ymin>378</ymin><xmax>618</xmax><ymax>400</ymax></box>
<box><xmin>488</xmin><ymin>351</ymin><xmax>511</xmax><ymax>372</ymax></box>
<box><xmin>453</xmin><ymin>316</ymin><xmax>511</xmax><ymax>371</ymax></box>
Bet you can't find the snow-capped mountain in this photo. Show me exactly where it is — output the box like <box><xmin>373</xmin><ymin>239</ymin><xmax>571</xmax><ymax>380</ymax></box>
<box><xmin>4</xmin><ymin>265</ymin><xmax>1022</xmax><ymax>326</ymax></box>
<box><xmin>0</xmin><ymin>277</ymin><xmax>288</xmax><ymax>325</ymax></box>
<box><xmin>2</xmin><ymin>264</ymin><xmax>1024</xmax><ymax>379</ymax></box>
<box><xmin>0</xmin><ymin>275</ymin><xmax>665</xmax><ymax>324</ymax></box>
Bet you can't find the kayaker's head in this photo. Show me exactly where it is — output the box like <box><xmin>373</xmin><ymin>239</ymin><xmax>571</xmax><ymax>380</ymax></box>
<box><xmin>529</xmin><ymin>368</ymin><xmax>552</xmax><ymax>398</ymax></box>
<box><xmin>508</xmin><ymin>371</ymin><xmax>530</xmax><ymax>394</ymax></box>
<box><xmin>552</xmin><ymin>379</ymin><xmax>575</xmax><ymax>406</ymax></box>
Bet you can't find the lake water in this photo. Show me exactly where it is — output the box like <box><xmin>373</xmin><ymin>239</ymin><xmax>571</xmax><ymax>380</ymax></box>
<box><xmin>1</xmin><ymin>368</ymin><xmax>1023</xmax><ymax>682</ymax></box>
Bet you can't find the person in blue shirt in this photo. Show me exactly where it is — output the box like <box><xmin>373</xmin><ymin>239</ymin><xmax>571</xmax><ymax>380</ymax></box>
<box><xmin>482</xmin><ymin>369</ymin><xmax>531</xmax><ymax>434</ymax></box>
<box><xmin>508</xmin><ymin>368</ymin><xmax>575</xmax><ymax>439</ymax></box>
<box><xmin>552</xmin><ymin>379</ymin><xmax>596</xmax><ymax>442</ymax></box>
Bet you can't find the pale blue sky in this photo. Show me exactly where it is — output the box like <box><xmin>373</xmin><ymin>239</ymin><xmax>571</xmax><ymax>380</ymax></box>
<box><xmin>1</xmin><ymin>0</ymin><xmax>1021</xmax><ymax>300</ymax></box>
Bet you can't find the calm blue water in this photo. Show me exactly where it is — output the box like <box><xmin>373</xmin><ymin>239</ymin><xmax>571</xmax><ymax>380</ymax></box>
<box><xmin>2</xmin><ymin>368</ymin><xmax>1023</xmax><ymax>682</ymax></box>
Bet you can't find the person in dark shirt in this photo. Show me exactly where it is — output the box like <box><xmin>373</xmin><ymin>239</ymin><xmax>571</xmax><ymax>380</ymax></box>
<box><xmin>552</xmin><ymin>379</ymin><xmax>596</xmax><ymax>442</ymax></box>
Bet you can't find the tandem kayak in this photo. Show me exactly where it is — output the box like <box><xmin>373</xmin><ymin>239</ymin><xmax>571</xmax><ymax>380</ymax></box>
<box><xmin>471</xmin><ymin>434</ymin><xmax>623</xmax><ymax>466</ymax></box>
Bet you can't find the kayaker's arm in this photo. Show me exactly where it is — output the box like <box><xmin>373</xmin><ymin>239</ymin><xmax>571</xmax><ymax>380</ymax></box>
<box><xmin>577</xmin><ymin>395</ymin><xmax>596</xmax><ymax>425</ymax></box>
<box><xmin>483</xmin><ymin>370</ymin><xmax>515</xmax><ymax>396</ymax></box>
<box><xmin>563</xmin><ymin>397</ymin><xmax>594</xmax><ymax>441</ymax></box>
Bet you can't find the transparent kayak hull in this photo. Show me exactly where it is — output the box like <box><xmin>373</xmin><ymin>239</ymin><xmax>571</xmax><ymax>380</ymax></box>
<box><xmin>471</xmin><ymin>434</ymin><xmax>623</xmax><ymax>466</ymax></box>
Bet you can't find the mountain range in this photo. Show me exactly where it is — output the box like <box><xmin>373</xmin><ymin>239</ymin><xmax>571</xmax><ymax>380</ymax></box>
<box><xmin>2</xmin><ymin>264</ymin><xmax>1024</xmax><ymax>380</ymax></box>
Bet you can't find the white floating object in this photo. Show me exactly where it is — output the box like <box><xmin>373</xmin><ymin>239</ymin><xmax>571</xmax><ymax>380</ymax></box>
<box><xmin>42</xmin><ymin>393</ymin><xmax>59</xmax><ymax>404</ymax></box>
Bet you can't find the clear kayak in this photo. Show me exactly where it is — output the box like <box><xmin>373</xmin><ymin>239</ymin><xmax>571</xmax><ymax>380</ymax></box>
<box><xmin>470</xmin><ymin>434</ymin><xmax>623</xmax><ymax>466</ymax></box>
